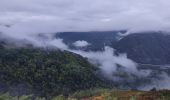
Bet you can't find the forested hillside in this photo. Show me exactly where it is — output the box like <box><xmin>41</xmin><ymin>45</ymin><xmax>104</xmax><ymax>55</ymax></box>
<box><xmin>0</xmin><ymin>44</ymin><xmax>106</xmax><ymax>98</ymax></box>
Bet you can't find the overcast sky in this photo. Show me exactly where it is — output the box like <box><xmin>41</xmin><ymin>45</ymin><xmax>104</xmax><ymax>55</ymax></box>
<box><xmin>0</xmin><ymin>0</ymin><xmax>170</xmax><ymax>36</ymax></box>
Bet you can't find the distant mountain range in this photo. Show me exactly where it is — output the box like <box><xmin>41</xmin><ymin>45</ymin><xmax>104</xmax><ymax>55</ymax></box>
<box><xmin>57</xmin><ymin>31</ymin><xmax>170</xmax><ymax>65</ymax></box>
<box><xmin>113</xmin><ymin>32</ymin><xmax>170</xmax><ymax>65</ymax></box>
<box><xmin>56</xmin><ymin>31</ymin><xmax>126</xmax><ymax>51</ymax></box>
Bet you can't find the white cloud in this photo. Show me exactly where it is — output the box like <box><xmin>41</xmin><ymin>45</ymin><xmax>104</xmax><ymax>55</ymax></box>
<box><xmin>72</xmin><ymin>47</ymin><xmax>170</xmax><ymax>89</ymax></box>
<box><xmin>72</xmin><ymin>47</ymin><xmax>139</xmax><ymax>79</ymax></box>
<box><xmin>73</xmin><ymin>40</ymin><xmax>90</xmax><ymax>47</ymax></box>
<box><xmin>0</xmin><ymin>0</ymin><xmax>170</xmax><ymax>34</ymax></box>
<box><xmin>1</xmin><ymin>0</ymin><xmax>170</xmax><ymax>89</ymax></box>
<box><xmin>139</xmin><ymin>73</ymin><xmax>170</xmax><ymax>90</ymax></box>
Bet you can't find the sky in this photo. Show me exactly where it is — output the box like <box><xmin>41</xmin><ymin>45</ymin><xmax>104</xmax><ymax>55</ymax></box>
<box><xmin>0</xmin><ymin>0</ymin><xmax>170</xmax><ymax>36</ymax></box>
<box><xmin>0</xmin><ymin>0</ymin><xmax>170</xmax><ymax>89</ymax></box>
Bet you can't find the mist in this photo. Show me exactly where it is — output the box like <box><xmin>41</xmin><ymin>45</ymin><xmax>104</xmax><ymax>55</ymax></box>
<box><xmin>1</xmin><ymin>32</ymin><xmax>170</xmax><ymax>90</ymax></box>
<box><xmin>73</xmin><ymin>40</ymin><xmax>90</xmax><ymax>47</ymax></box>
<box><xmin>1</xmin><ymin>0</ymin><xmax>170</xmax><ymax>90</ymax></box>
<box><xmin>72</xmin><ymin>46</ymin><xmax>170</xmax><ymax>90</ymax></box>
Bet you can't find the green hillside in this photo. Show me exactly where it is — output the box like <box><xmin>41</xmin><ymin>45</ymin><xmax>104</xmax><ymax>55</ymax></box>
<box><xmin>0</xmin><ymin>45</ymin><xmax>105</xmax><ymax>98</ymax></box>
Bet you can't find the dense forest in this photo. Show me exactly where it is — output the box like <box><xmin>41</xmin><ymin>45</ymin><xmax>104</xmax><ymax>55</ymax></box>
<box><xmin>0</xmin><ymin>43</ymin><xmax>106</xmax><ymax>98</ymax></box>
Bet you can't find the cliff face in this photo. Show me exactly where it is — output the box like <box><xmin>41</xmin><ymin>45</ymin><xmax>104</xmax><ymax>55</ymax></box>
<box><xmin>113</xmin><ymin>32</ymin><xmax>170</xmax><ymax>65</ymax></box>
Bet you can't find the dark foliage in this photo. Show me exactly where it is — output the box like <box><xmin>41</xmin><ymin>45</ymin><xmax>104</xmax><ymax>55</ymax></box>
<box><xmin>0</xmin><ymin>46</ymin><xmax>105</xmax><ymax>97</ymax></box>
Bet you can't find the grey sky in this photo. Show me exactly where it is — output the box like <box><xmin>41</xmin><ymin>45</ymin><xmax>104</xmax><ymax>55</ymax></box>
<box><xmin>0</xmin><ymin>0</ymin><xmax>170</xmax><ymax>36</ymax></box>
<box><xmin>1</xmin><ymin>1</ymin><xmax>170</xmax><ymax>89</ymax></box>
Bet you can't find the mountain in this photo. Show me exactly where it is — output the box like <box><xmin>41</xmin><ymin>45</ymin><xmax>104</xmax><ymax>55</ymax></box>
<box><xmin>113</xmin><ymin>32</ymin><xmax>170</xmax><ymax>65</ymax></box>
<box><xmin>0</xmin><ymin>45</ymin><xmax>106</xmax><ymax>97</ymax></box>
<box><xmin>1</xmin><ymin>31</ymin><xmax>170</xmax><ymax>98</ymax></box>
<box><xmin>56</xmin><ymin>31</ymin><xmax>170</xmax><ymax>65</ymax></box>
<box><xmin>56</xmin><ymin>31</ymin><xmax>126</xmax><ymax>51</ymax></box>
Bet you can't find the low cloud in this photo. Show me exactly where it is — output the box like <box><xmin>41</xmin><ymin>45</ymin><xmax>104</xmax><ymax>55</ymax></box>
<box><xmin>139</xmin><ymin>73</ymin><xmax>170</xmax><ymax>90</ymax></box>
<box><xmin>72</xmin><ymin>46</ymin><xmax>170</xmax><ymax>89</ymax></box>
<box><xmin>0</xmin><ymin>0</ymin><xmax>170</xmax><ymax>90</ymax></box>
<box><xmin>73</xmin><ymin>40</ymin><xmax>90</xmax><ymax>47</ymax></box>
<box><xmin>72</xmin><ymin>47</ymin><xmax>138</xmax><ymax>78</ymax></box>
<box><xmin>1</xmin><ymin>33</ymin><xmax>170</xmax><ymax>90</ymax></box>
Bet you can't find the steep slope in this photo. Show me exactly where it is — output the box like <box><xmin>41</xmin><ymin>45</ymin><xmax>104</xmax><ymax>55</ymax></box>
<box><xmin>0</xmin><ymin>45</ymin><xmax>105</xmax><ymax>97</ymax></box>
<box><xmin>113</xmin><ymin>32</ymin><xmax>170</xmax><ymax>65</ymax></box>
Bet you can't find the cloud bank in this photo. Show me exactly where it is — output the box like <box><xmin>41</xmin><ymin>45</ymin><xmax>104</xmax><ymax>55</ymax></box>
<box><xmin>1</xmin><ymin>31</ymin><xmax>170</xmax><ymax>90</ymax></box>
<box><xmin>72</xmin><ymin>46</ymin><xmax>170</xmax><ymax>90</ymax></box>
<box><xmin>0</xmin><ymin>0</ymin><xmax>170</xmax><ymax>35</ymax></box>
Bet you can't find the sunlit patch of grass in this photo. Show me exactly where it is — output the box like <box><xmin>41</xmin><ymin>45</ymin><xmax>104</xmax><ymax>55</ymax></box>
<box><xmin>69</xmin><ymin>89</ymin><xmax>151</xmax><ymax>100</ymax></box>
<box><xmin>52</xmin><ymin>95</ymin><xmax>66</xmax><ymax>100</ymax></box>
<box><xmin>0</xmin><ymin>89</ymin><xmax>169</xmax><ymax>100</ymax></box>
<box><xmin>70</xmin><ymin>88</ymin><xmax>116</xmax><ymax>99</ymax></box>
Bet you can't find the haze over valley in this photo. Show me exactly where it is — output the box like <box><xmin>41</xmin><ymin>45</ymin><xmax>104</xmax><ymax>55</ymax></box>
<box><xmin>0</xmin><ymin>0</ymin><xmax>170</xmax><ymax>99</ymax></box>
